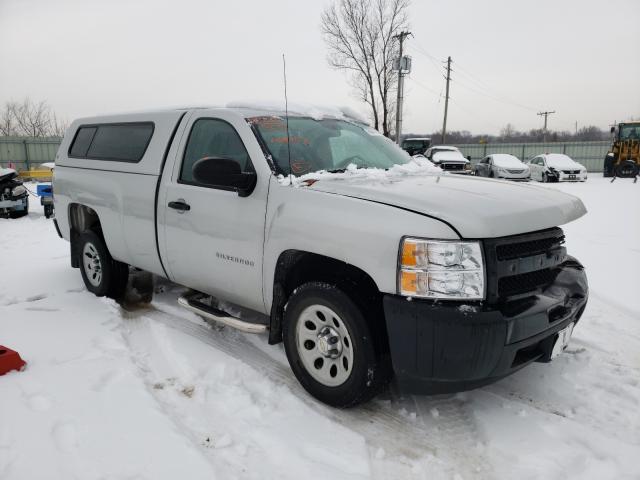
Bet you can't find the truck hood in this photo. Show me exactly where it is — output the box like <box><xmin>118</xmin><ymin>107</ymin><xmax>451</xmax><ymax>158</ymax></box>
<box><xmin>309</xmin><ymin>174</ymin><xmax>586</xmax><ymax>238</ymax></box>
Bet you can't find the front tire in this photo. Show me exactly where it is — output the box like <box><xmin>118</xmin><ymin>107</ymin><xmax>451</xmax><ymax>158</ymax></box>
<box><xmin>283</xmin><ymin>282</ymin><xmax>387</xmax><ymax>407</ymax></box>
<box><xmin>78</xmin><ymin>230</ymin><xmax>129</xmax><ymax>299</ymax></box>
<box><xmin>616</xmin><ymin>161</ymin><xmax>639</xmax><ymax>178</ymax></box>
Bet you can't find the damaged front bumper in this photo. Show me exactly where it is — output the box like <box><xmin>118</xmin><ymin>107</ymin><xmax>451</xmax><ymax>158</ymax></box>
<box><xmin>383</xmin><ymin>258</ymin><xmax>588</xmax><ymax>394</ymax></box>
<box><xmin>0</xmin><ymin>197</ymin><xmax>27</xmax><ymax>209</ymax></box>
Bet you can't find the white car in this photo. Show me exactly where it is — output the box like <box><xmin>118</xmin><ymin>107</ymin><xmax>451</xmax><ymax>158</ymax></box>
<box><xmin>475</xmin><ymin>154</ymin><xmax>530</xmax><ymax>181</ymax></box>
<box><xmin>423</xmin><ymin>146</ymin><xmax>472</xmax><ymax>174</ymax></box>
<box><xmin>529</xmin><ymin>154</ymin><xmax>587</xmax><ymax>182</ymax></box>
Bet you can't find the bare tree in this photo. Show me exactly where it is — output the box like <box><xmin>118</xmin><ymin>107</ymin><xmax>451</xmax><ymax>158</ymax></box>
<box><xmin>500</xmin><ymin>123</ymin><xmax>516</xmax><ymax>139</ymax></box>
<box><xmin>13</xmin><ymin>99</ymin><xmax>51</xmax><ymax>137</ymax></box>
<box><xmin>0</xmin><ymin>101</ymin><xmax>19</xmax><ymax>136</ymax></box>
<box><xmin>0</xmin><ymin>98</ymin><xmax>67</xmax><ymax>137</ymax></box>
<box><xmin>50</xmin><ymin>112</ymin><xmax>69</xmax><ymax>138</ymax></box>
<box><xmin>321</xmin><ymin>0</ymin><xmax>410</xmax><ymax>137</ymax></box>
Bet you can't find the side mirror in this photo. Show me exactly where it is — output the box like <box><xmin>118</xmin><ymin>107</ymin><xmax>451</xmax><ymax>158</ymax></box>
<box><xmin>610</xmin><ymin>126</ymin><xmax>615</xmax><ymax>134</ymax></box>
<box><xmin>466</xmin><ymin>155</ymin><xmax>471</xmax><ymax>161</ymax></box>
<box><xmin>192</xmin><ymin>157</ymin><xmax>257</xmax><ymax>197</ymax></box>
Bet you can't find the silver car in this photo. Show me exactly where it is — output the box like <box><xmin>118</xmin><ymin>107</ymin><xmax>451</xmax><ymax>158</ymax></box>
<box><xmin>475</xmin><ymin>154</ymin><xmax>530</xmax><ymax>181</ymax></box>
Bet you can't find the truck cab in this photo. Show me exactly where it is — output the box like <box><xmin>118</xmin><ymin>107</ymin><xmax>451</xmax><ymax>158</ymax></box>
<box><xmin>53</xmin><ymin>105</ymin><xmax>589</xmax><ymax>407</ymax></box>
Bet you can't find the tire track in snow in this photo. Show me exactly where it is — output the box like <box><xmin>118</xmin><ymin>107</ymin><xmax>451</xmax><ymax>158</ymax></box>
<box><xmin>116</xmin><ymin>300</ymin><xmax>486</xmax><ymax>479</ymax></box>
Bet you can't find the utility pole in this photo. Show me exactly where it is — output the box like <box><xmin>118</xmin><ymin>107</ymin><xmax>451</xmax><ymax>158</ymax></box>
<box><xmin>537</xmin><ymin>110</ymin><xmax>556</xmax><ymax>142</ymax></box>
<box><xmin>393</xmin><ymin>31</ymin><xmax>411</xmax><ymax>144</ymax></box>
<box><xmin>441</xmin><ymin>56</ymin><xmax>452</xmax><ymax>144</ymax></box>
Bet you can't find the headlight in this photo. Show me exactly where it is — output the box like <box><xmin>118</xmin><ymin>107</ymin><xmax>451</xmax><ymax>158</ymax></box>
<box><xmin>11</xmin><ymin>185</ymin><xmax>26</xmax><ymax>197</ymax></box>
<box><xmin>398</xmin><ymin>238</ymin><xmax>485</xmax><ymax>300</ymax></box>
<box><xmin>464</xmin><ymin>163</ymin><xmax>472</xmax><ymax>170</ymax></box>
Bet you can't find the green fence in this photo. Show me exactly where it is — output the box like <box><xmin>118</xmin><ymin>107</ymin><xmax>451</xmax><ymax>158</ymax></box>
<box><xmin>0</xmin><ymin>136</ymin><xmax>610</xmax><ymax>173</ymax></box>
<box><xmin>452</xmin><ymin>141</ymin><xmax>609</xmax><ymax>172</ymax></box>
<box><xmin>0</xmin><ymin>137</ymin><xmax>61</xmax><ymax>171</ymax></box>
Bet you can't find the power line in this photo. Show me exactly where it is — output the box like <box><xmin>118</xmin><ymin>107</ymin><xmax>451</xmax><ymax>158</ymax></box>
<box><xmin>405</xmin><ymin>76</ymin><xmax>441</xmax><ymax>97</ymax></box>
<box><xmin>451</xmin><ymin>75</ymin><xmax>538</xmax><ymax>112</ymax></box>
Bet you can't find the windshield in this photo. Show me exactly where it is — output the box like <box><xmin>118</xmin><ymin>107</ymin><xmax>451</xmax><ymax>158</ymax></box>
<box><xmin>620</xmin><ymin>124</ymin><xmax>640</xmax><ymax>140</ymax></box>
<box><xmin>546</xmin><ymin>154</ymin><xmax>579</xmax><ymax>168</ymax></box>
<box><xmin>492</xmin><ymin>154</ymin><xmax>523</xmax><ymax>167</ymax></box>
<box><xmin>249</xmin><ymin>116</ymin><xmax>410</xmax><ymax>176</ymax></box>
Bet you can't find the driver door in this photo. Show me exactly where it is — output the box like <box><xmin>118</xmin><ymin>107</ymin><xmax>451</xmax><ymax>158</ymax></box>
<box><xmin>158</xmin><ymin>110</ymin><xmax>269</xmax><ymax>313</ymax></box>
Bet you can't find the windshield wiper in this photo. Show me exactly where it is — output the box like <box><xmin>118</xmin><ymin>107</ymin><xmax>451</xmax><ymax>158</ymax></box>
<box><xmin>326</xmin><ymin>168</ymin><xmax>347</xmax><ymax>173</ymax></box>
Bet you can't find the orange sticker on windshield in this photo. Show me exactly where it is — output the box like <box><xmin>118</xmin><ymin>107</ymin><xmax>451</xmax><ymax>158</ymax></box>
<box><xmin>291</xmin><ymin>160</ymin><xmax>312</xmax><ymax>174</ymax></box>
<box><xmin>248</xmin><ymin>116</ymin><xmax>286</xmax><ymax>131</ymax></box>
<box><xmin>271</xmin><ymin>136</ymin><xmax>310</xmax><ymax>145</ymax></box>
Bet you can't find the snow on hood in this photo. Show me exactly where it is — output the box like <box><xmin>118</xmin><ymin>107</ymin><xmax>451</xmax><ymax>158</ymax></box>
<box><xmin>492</xmin><ymin>154</ymin><xmax>525</xmax><ymax>168</ymax></box>
<box><xmin>227</xmin><ymin>100</ymin><xmax>369</xmax><ymax>124</ymax></box>
<box><xmin>283</xmin><ymin>163</ymin><xmax>587</xmax><ymax>238</ymax></box>
<box><xmin>432</xmin><ymin>150</ymin><xmax>468</xmax><ymax>162</ymax></box>
<box><xmin>546</xmin><ymin>154</ymin><xmax>584</xmax><ymax>169</ymax></box>
<box><xmin>279</xmin><ymin>157</ymin><xmax>442</xmax><ymax>187</ymax></box>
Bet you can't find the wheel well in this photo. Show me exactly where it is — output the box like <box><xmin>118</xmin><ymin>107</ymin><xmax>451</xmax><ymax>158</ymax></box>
<box><xmin>68</xmin><ymin>203</ymin><xmax>102</xmax><ymax>268</ymax></box>
<box><xmin>269</xmin><ymin>250</ymin><xmax>388</xmax><ymax>351</ymax></box>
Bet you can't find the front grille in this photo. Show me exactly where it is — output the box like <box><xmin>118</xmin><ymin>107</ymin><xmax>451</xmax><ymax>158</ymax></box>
<box><xmin>441</xmin><ymin>163</ymin><xmax>464</xmax><ymax>170</ymax></box>
<box><xmin>506</xmin><ymin>169</ymin><xmax>525</xmax><ymax>174</ymax></box>
<box><xmin>562</xmin><ymin>170</ymin><xmax>580</xmax><ymax>174</ymax></box>
<box><xmin>496</xmin><ymin>233</ymin><xmax>565</xmax><ymax>260</ymax></box>
<box><xmin>484</xmin><ymin>227</ymin><xmax>567</xmax><ymax>302</ymax></box>
<box><xmin>498</xmin><ymin>268</ymin><xmax>559</xmax><ymax>297</ymax></box>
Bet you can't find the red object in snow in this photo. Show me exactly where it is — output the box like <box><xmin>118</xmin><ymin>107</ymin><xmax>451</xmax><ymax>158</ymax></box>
<box><xmin>0</xmin><ymin>346</ymin><xmax>26</xmax><ymax>375</ymax></box>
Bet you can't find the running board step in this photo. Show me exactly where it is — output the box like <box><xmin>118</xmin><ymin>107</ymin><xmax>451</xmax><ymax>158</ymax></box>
<box><xmin>177</xmin><ymin>293</ymin><xmax>268</xmax><ymax>334</ymax></box>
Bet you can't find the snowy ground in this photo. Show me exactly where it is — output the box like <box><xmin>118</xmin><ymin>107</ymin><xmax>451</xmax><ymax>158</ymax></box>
<box><xmin>1</xmin><ymin>177</ymin><xmax>639</xmax><ymax>480</ymax></box>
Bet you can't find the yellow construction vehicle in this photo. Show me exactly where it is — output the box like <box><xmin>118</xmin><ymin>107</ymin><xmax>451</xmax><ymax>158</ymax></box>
<box><xmin>603</xmin><ymin>121</ymin><xmax>640</xmax><ymax>180</ymax></box>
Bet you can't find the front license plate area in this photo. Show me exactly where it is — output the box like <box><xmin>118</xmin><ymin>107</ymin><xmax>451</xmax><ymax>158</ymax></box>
<box><xmin>551</xmin><ymin>323</ymin><xmax>574</xmax><ymax>359</ymax></box>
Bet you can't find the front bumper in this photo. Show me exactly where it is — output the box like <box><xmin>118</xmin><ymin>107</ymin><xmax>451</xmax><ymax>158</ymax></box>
<box><xmin>558</xmin><ymin>174</ymin><xmax>587</xmax><ymax>182</ymax></box>
<box><xmin>383</xmin><ymin>259</ymin><xmax>588</xmax><ymax>394</ymax></box>
<box><xmin>551</xmin><ymin>171</ymin><xmax>588</xmax><ymax>182</ymax></box>
<box><xmin>497</xmin><ymin>174</ymin><xmax>531</xmax><ymax>181</ymax></box>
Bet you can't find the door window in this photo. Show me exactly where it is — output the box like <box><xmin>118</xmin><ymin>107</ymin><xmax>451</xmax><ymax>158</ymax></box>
<box><xmin>180</xmin><ymin>118</ymin><xmax>253</xmax><ymax>184</ymax></box>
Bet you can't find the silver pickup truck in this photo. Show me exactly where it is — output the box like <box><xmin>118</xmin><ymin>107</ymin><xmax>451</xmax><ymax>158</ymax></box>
<box><xmin>53</xmin><ymin>105</ymin><xmax>589</xmax><ymax>407</ymax></box>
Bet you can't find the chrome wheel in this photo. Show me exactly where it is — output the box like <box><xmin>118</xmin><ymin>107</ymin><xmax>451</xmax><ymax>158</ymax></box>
<box><xmin>82</xmin><ymin>242</ymin><xmax>103</xmax><ymax>287</ymax></box>
<box><xmin>295</xmin><ymin>304</ymin><xmax>354</xmax><ymax>387</ymax></box>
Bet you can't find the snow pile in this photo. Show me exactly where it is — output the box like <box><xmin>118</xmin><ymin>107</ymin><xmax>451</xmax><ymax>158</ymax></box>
<box><xmin>279</xmin><ymin>156</ymin><xmax>443</xmax><ymax>187</ymax></box>
<box><xmin>226</xmin><ymin>100</ymin><xmax>368</xmax><ymax>124</ymax></box>
<box><xmin>1</xmin><ymin>179</ymin><xmax>639</xmax><ymax>479</ymax></box>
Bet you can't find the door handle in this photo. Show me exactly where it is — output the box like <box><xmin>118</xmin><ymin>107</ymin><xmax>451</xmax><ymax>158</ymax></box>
<box><xmin>168</xmin><ymin>200</ymin><xmax>190</xmax><ymax>212</ymax></box>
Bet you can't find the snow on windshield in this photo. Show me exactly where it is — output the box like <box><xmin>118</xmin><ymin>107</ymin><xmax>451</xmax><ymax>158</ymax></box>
<box><xmin>492</xmin><ymin>154</ymin><xmax>523</xmax><ymax>167</ymax></box>
<box><xmin>279</xmin><ymin>156</ymin><xmax>443</xmax><ymax>186</ymax></box>
<box><xmin>227</xmin><ymin>100</ymin><xmax>368</xmax><ymax>123</ymax></box>
<box><xmin>432</xmin><ymin>150</ymin><xmax>467</xmax><ymax>162</ymax></box>
<box><xmin>546</xmin><ymin>154</ymin><xmax>580</xmax><ymax>169</ymax></box>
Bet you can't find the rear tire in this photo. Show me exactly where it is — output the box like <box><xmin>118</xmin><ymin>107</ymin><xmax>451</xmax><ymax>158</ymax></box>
<box><xmin>603</xmin><ymin>155</ymin><xmax>615</xmax><ymax>177</ymax></box>
<box><xmin>283</xmin><ymin>282</ymin><xmax>388</xmax><ymax>407</ymax></box>
<box><xmin>78</xmin><ymin>230</ymin><xmax>129</xmax><ymax>300</ymax></box>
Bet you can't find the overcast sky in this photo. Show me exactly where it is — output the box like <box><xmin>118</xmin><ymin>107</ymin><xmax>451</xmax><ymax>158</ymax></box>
<box><xmin>1</xmin><ymin>0</ymin><xmax>638</xmax><ymax>135</ymax></box>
